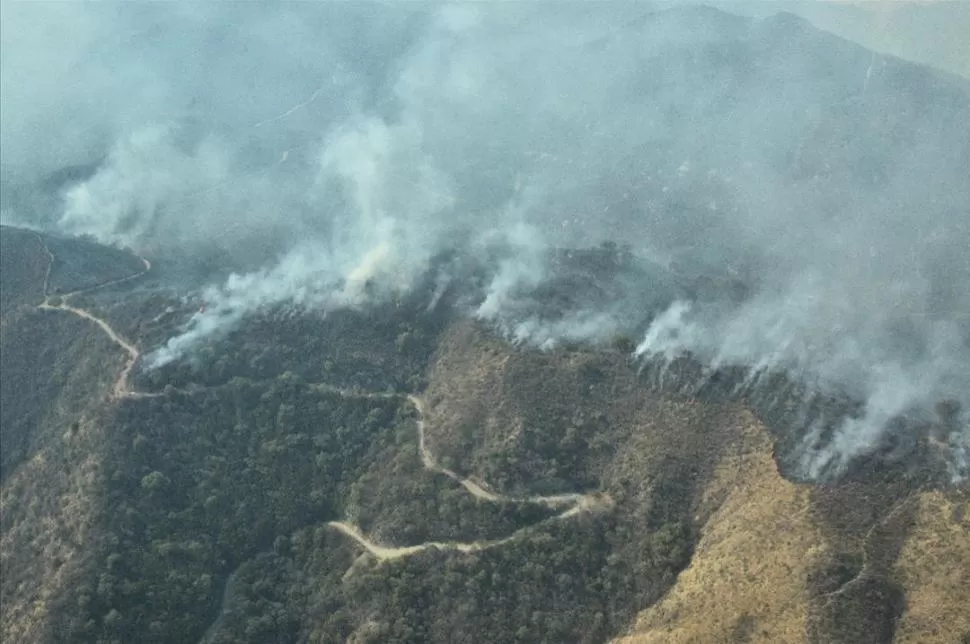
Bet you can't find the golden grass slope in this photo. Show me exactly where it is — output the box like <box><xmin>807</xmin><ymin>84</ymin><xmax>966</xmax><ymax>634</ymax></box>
<box><xmin>613</xmin><ymin>411</ymin><xmax>825</xmax><ymax>644</ymax></box>
<box><xmin>892</xmin><ymin>489</ymin><xmax>970</xmax><ymax>644</ymax></box>
<box><xmin>614</xmin><ymin>413</ymin><xmax>970</xmax><ymax>644</ymax></box>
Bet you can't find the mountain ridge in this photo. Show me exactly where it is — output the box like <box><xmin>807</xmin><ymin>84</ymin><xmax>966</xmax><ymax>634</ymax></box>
<box><xmin>2</xmin><ymin>4</ymin><xmax>969</xmax><ymax>641</ymax></box>
<box><xmin>1</xmin><ymin>225</ymin><xmax>969</xmax><ymax>643</ymax></box>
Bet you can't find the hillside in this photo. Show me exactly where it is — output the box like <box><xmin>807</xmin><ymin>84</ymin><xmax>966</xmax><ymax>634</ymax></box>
<box><xmin>1</xmin><ymin>228</ymin><xmax>967</xmax><ymax>644</ymax></box>
<box><xmin>2</xmin><ymin>4</ymin><xmax>970</xmax><ymax>643</ymax></box>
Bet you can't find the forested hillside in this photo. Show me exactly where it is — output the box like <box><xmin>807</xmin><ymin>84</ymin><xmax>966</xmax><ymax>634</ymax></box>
<box><xmin>2</xmin><ymin>227</ymin><xmax>968</xmax><ymax>643</ymax></box>
<box><xmin>2</xmin><ymin>4</ymin><xmax>970</xmax><ymax>642</ymax></box>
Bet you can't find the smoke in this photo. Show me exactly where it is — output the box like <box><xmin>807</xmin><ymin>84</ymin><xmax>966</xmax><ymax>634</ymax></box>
<box><xmin>710</xmin><ymin>0</ymin><xmax>970</xmax><ymax>79</ymax></box>
<box><xmin>3</xmin><ymin>2</ymin><xmax>968</xmax><ymax>480</ymax></box>
<box><xmin>1</xmin><ymin>1</ymin><xmax>420</xmax><ymax>260</ymax></box>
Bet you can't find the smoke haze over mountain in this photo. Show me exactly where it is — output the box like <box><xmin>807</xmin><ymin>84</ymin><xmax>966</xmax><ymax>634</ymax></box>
<box><xmin>2</xmin><ymin>2</ymin><xmax>968</xmax><ymax>480</ymax></box>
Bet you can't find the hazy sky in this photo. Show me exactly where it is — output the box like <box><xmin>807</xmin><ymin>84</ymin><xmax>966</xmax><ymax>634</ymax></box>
<box><xmin>713</xmin><ymin>1</ymin><xmax>970</xmax><ymax>78</ymax></box>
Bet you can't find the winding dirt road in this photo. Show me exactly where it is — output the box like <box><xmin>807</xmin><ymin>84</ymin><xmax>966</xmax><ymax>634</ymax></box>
<box><xmin>30</xmin><ymin>232</ymin><xmax>611</xmax><ymax>562</ymax></box>
<box><xmin>35</xmin><ymin>301</ymin><xmax>609</xmax><ymax>557</ymax></box>
<box><xmin>34</xmin><ymin>234</ymin><xmax>154</xmax><ymax>400</ymax></box>
<box><xmin>329</xmin><ymin>396</ymin><xmax>611</xmax><ymax>561</ymax></box>
<box><xmin>407</xmin><ymin>394</ymin><xmax>586</xmax><ymax>508</ymax></box>
<box><xmin>38</xmin><ymin>300</ymin><xmax>151</xmax><ymax>399</ymax></box>
<box><xmin>327</xmin><ymin>521</ymin><xmax>514</xmax><ymax>560</ymax></box>
<box><xmin>329</xmin><ymin>490</ymin><xmax>614</xmax><ymax>562</ymax></box>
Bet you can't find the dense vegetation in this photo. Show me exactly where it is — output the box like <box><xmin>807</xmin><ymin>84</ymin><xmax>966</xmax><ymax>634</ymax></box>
<box><xmin>3</xmin><ymin>226</ymin><xmax>966</xmax><ymax>644</ymax></box>
<box><xmin>4</xmin><ymin>227</ymin><xmax>691</xmax><ymax>643</ymax></box>
<box><xmin>0</xmin><ymin>227</ymin><xmax>128</xmax><ymax>479</ymax></box>
<box><xmin>48</xmin><ymin>353</ymin><xmax>698</xmax><ymax>644</ymax></box>
<box><xmin>297</xmin><ymin>512</ymin><xmax>688</xmax><ymax>644</ymax></box>
<box><xmin>61</xmin><ymin>376</ymin><xmax>396</xmax><ymax>641</ymax></box>
<box><xmin>0</xmin><ymin>226</ymin><xmax>48</xmax><ymax>314</ymax></box>
<box><xmin>43</xmin><ymin>234</ymin><xmax>146</xmax><ymax>296</ymax></box>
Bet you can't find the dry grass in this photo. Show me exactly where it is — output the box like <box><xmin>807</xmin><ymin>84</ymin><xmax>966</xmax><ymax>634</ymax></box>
<box><xmin>613</xmin><ymin>411</ymin><xmax>824</xmax><ymax>644</ymax></box>
<box><xmin>423</xmin><ymin>320</ymin><xmax>645</xmax><ymax>488</ymax></box>
<box><xmin>422</xmin><ymin>322</ymin><xmax>513</xmax><ymax>463</ymax></box>
<box><xmin>892</xmin><ymin>489</ymin><xmax>970</xmax><ymax>643</ymax></box>
<box><xmin>427</xmin><ymin>321</ymin><xmax>827</xmax><ymax>644</ymax></box>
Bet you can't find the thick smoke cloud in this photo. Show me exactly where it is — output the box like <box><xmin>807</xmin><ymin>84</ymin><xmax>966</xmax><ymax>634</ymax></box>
<box><xmin>3</xmin><ymin>2</ymin><xmax>968</xmax><ymax>480</ymax></box>
<box><xmin>1</xmin><ymin>2</ymin><xmax>420</xmax><ymax>258</ymax></box>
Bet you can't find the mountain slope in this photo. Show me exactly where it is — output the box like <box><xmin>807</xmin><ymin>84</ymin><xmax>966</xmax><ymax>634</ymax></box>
<box><xmin>1</xmin><ymin>223</ymin><xmax>969</xmax><ymax>643</ymax></box>
<box><xmin>2</xmin><ymin>6</ymin><xmax>969</xmax><ymax>643</ymax></box>
<box><xmin>0</xmin><ymin>228</ymin><xmax>133</xmax><ymax>642</ymax></box>
<box><xmin>892</xmin><ymin>490</ymin><xmax>970</xmax><ymax>643</ymax></box>
<box><xmin>614</xmin><ymin>415</ymin><xmax>820</xmax><ymax>643</ymax></box>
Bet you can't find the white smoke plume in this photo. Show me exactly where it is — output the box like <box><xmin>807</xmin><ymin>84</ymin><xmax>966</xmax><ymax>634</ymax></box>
<box><xmin>3</xmin><ymin>2</ymin><xmax>968</xmax><ymax>480</ymax></box>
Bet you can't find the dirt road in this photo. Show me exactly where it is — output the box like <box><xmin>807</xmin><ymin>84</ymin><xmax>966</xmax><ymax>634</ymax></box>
<box><xmin>327</xmin><ymin>396</ymin><xmax>612</xmax><ymax>563</ymax></box>
<box><xmin>407</xmin><ymin>394</ymin><xmax>592</xmax><ymax>508</ymax></box>
<box><xmin>31</xmin><ymin>233</ymin><xmax>610</xmax><ymax>563</ymax></box>
<box><xmin>328</xmin><ymin>521</ymin><xmax>512</xmax><ymax>561</ymax></box>
<box><xmin>34</xmin><ymin>234</ymin><xmax>155</xmax><ymax>400</ymax></box>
